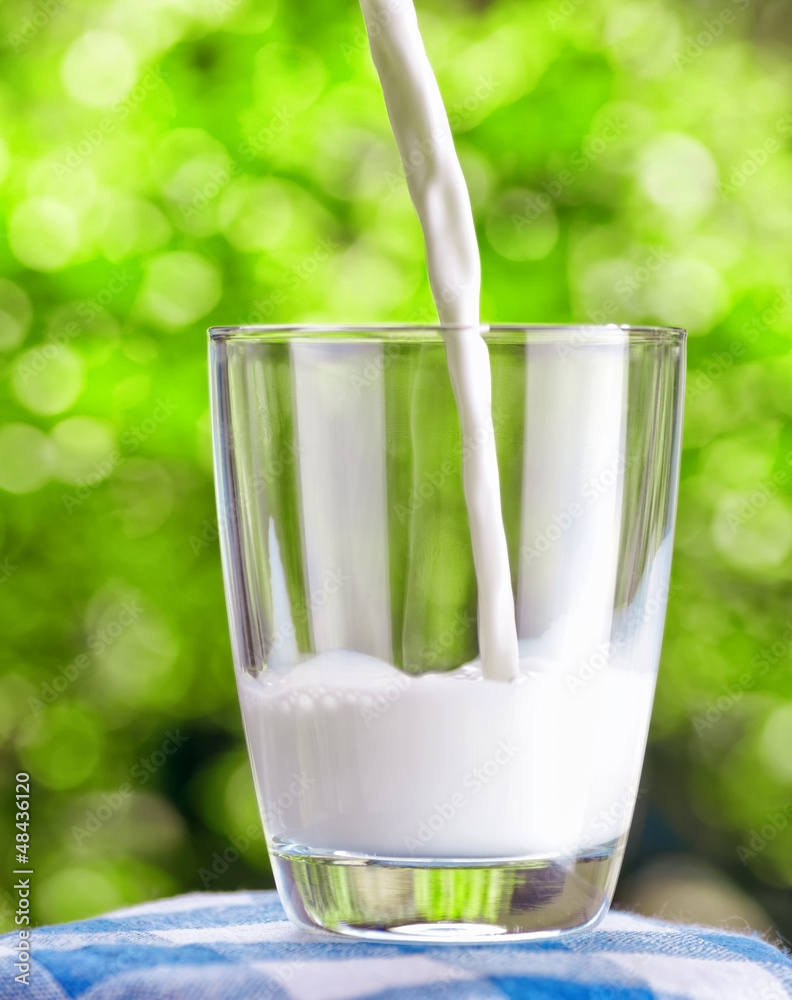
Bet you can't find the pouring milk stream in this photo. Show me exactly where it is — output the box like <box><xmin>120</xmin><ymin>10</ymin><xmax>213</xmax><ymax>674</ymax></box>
<box><xmin>358</xmin><ymin>0</ymin><xmax>518</xmax><ymax>683</ymax></box>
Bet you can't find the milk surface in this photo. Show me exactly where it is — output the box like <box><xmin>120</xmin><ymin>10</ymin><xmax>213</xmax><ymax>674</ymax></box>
<box><xmin>240</xmin><ymin>647</ymin><xmax>655</xmax><ymax>858</ymax></box>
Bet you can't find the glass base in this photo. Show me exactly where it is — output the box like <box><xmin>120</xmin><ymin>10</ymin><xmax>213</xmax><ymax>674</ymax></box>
<box><xmin>270</xmin><ymin>843</ymin><xmax>622</xmax><ymax>942</ymax></box>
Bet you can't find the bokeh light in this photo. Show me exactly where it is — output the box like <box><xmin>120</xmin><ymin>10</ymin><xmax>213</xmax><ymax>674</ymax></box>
<box><xmin>0</xmin><ymin>424</ymin><xmax>55</xmax><ymax>494</ymax></box>
<box><xmin>0</xmin><ymin>279</ymin><xmax>32</xmax><ymax>352</ymax></box>
<box><xmin>61</xmin><ymin>31</ymin><xmax>138</xmax><ymax>108</ymax></box>
<box><xmin>137</xmin><ymin>251</ymin><xmax>222</xmax><ymax>329</ymax></box>
<box><xmin>18</xmin><ymin>704</ymin><xmax>104</xmax><ymax>791</ymax></box>
<box><xmin>9</xmin><ymin>199</ymin><xmax>80</xmax><ymax>272</ymax></box>
<box><xmin>12</xmin><ymin>346</ymin><xmax>84</xmax><ymax>415</ymax></box>
<box><xmin>51</xmin><ymin>417</ymin><xmax>117</xmax><ymax>485</ymax></box>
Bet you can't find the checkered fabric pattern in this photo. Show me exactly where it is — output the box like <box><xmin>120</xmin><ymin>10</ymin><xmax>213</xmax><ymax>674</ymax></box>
<box><xmin>2</xmin><ymin>890</ymin><xmax>791</xmax><ymax>999</ymax></box>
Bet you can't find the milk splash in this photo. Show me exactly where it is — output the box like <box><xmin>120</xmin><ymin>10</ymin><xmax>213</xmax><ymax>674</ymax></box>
<box><xmin>359</xmin><ymin>0</ymin><xmax>518</xmax><ymax>681</ymax></box>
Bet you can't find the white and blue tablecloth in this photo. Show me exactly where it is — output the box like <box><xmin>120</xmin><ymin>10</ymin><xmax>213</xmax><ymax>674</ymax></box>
<box><xmin>2</xmin><ymin>890</ymin><xmax>791</xmax><ymax>999</ymax></box>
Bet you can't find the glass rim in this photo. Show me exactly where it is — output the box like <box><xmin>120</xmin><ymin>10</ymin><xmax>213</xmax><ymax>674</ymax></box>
<box><xmin>208</xmin><ymin>323</ymin><xmax>686</xmax><ymax>344</ymax></box>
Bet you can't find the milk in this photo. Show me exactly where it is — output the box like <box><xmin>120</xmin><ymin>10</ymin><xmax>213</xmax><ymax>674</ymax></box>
<box><xmin>240</xmin><ymin>646</ymin><xmax>655</xmax><ymax>859</ymax></box>
<box><xmin>358</xmin><ymin>0</ymin><xmax>518</xmax><ymax>682</ymax></box>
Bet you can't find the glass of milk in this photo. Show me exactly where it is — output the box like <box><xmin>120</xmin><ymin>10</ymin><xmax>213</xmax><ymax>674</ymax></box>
<box><xmin>209</xmin><ymin>322</ymin><xmax>685</xmax><ymax>942</ymax></box>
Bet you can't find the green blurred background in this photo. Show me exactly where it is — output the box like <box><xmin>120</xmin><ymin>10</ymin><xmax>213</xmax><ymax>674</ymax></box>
<box><xmin>1</xmin><ymin>0</ymin><xmax>792</xmax><ymax>939</ymax></box>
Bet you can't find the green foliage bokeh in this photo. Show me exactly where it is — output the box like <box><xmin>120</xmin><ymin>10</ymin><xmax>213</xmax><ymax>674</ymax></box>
<box><xmin>1</xmin><ymin>0</ymin><xmax>792</xmax><ymax>932</ymax></box>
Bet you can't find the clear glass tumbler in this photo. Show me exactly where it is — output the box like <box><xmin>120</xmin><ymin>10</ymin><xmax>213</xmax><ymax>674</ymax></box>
<box><xmin>209</xmin><ymin>324</ymin><xmax>685</xmax><ymax>942</ymax></box>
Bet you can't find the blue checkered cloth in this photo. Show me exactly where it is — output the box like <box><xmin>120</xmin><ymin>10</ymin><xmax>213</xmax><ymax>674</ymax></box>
<box><xmin>2</xmin><ymin>890</ymin><xmax>791</xmax><ymax>999</ymax></box>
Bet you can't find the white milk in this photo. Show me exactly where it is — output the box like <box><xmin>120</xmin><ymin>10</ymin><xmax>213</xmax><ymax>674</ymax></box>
<box><xmin>358</xmin><ymin>0</ymin><xmax>518</xmax><ymax>682</ymax></box>
<box><xmin>240</xmin><ymin>646</ymin><xmax>654</xmax><ymax>859</ymax></box>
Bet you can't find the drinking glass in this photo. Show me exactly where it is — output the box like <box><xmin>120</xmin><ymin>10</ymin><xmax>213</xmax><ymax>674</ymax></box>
<box><xmin>209</xmin><ymin>324</ymin><xmax>685</xmax><ymax>942</ymax></box>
